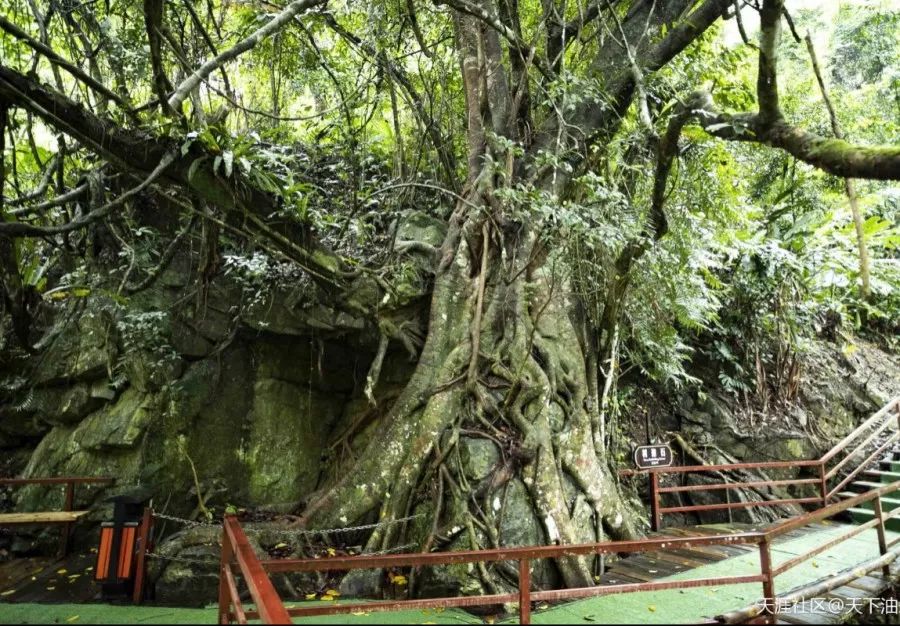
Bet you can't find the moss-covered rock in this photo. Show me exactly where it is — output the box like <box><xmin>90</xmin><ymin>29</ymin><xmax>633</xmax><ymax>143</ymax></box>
<box><xmin>244</xmin><ymin>378</ymin><xmax>343</xmax><ymax>505</ymax></box>
<box><xmin>74</xmin><ymin>387</ymin><xmax>156</xmax><ymax>450</ymax></box>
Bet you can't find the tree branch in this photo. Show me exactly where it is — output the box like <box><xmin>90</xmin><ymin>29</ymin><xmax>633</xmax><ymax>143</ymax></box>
<box><xmin>143</xmin><ymin>0</ymin><xmax>176</xmax><ymax>116</ymax></box>
<box><xmin>167</xmin><ymin>0</ymin><xmax>326</xmax><ymax>113</ymax></box>
<box><xmin>0</xmin><ymin>151</ymin><xmax>177</xmax><ymax>236</ymax></box>
<box><xmin>434</xmin><ymin>0</ymin><xmax>553</xmax><ymax>80</ymax></box>
<box><xmin>0</xmin><ymin>15</ymin><xmax>134</xmax><ymax>117</ymax></box>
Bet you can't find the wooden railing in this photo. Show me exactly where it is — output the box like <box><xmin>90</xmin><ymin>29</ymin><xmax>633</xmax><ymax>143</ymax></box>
<box><xmin>215</xmin><ymin>397</ymin><xmax>900</xmax><ymax>625</ymax></box>
<box><xmin>218</xmin><ymin>515</ymin><xmax>291</xmax><ymax>625</ymax></box>
<box><xmin>217</xmin><ymin>477</ymin><xmax>900</xmax><ymax>625</ymax></box>
<box><xmin>622</xmin><ymin>396</ymin><xmax>900</xmax><ymax>530</ymax></box>
<box><xmin>0</xmin><ymin>476</ymin><xmax>115</xmax><ymax>557</ymax></box>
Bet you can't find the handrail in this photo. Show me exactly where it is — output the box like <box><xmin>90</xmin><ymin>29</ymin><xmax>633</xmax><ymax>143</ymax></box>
<box><xmin>619</xmin><ymin>459</ymin><xmax>821</xmax><ymax>477</ymax></box>
<box><xmin>825</xmin><ymin>416</ymin><xmax>896</xmax><ymax>479</ymax></box>
<box><xmin>0</xmin><ymin>475</ymin><xmax>115</xmax><ymax>557</ymax></box>
<box><xmin>620</xmin><ymin>396</ymin><xmax>900</xmax><ymax>529</ymax></box>
<box><xmin>219</xmin><ymin>516</ymin><xmax>291</xmax><ymax>625</ymax></box>
<box><xmin>216</xmin><ymin>398</ymin><xmax>900</xmax><ymax>624</ymax></box>
<box><xmin>254</xmin><ymin>529</ymin><xmax>766</xmax><ymax>624</ymax></box>
<box><xmin>769</xmin><ymin>478</ymin><xmax>900</xmax><ymax>537</ymax></box>
<box><xmin>820</xmin><ymin>396</ymin><xmax>900</xmax><ymax>465</ymax></box>
<box><xmin>827</xmin><ymin>431</ymin><xmax>900</xmax><ymax>499</ymax></box>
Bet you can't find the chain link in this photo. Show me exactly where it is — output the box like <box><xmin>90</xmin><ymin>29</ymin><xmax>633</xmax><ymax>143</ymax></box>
<box><xmin>145</xmin><ymin>552</ymin><xmax>220</xmax><ymax>566</ymax></box>
<box><xmin>243</xmin><ymin>514</ymin><xmax>424</xmax><ymax>539</ymax></box>
<box><xmin>146</xmin><ymin>542</ymin><xmax>418</xmax><ymax>568</ymax></box>
<box><xmin>152</xmin><ymin>511</ymin><xmax>220</xmax><ymax>528</ymax></box>
<box><xmin>150</xmin><ymin>510</ymin><xmax>423</xmax><ymax>538</ymax></box>
<box><xmin>146</xmin><ymin>512</ymin><xmax>423</xmax><ymax>565</ymax></box>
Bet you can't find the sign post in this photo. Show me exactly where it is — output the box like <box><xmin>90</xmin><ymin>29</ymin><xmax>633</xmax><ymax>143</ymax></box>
<box><xmin>633</xmin><ymin>444</ymin><xmax>673</xmax><ymax>470</ymax></box>
<box><xmin>633</xmin><ymin>444</ymin><xmax>673</xmax><ymax>531</ymax></box>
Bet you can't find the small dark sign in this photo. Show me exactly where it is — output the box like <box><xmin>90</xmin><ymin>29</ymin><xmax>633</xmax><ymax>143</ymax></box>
<box><xmin>633</xmin><ymin>444</ymin><xmax>673</xmax><ymax>469</ymax></box>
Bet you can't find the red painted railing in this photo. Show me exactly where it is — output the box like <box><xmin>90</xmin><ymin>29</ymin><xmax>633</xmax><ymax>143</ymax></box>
<box><xmin>622</xmin><ymin>396</ymin><xmax>900</xmax><ymax>530</ymax></box>
<box><xmin>218</xmin><ymin>515</ymin><xmax>291</xmax><ymax>625</ymax></box>
<box><xmin>217</xmin><ymin>478</ymin><xmax>900</xmax><ymax>625</ymax></box>
<box><xmin>214</xmin><ymin>397</ymin><xmax>900</xmax><ymax>625</ymax></box>
<box><xmin>0</xmin><ymin>476</ymin><xmax>115</xmax><ymax>557</ymax></box>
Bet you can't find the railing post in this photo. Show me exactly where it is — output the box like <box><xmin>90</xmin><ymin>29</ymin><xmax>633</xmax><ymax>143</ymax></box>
<box><xmin>518</xmin><ymin>559</ymin><xmax>531</xmax><ymax>625</ymax></box>
<box><xmin>133</xmin><ymin>507</ymin><xmax>153</xmax><ymax>604</ymax></box>
<box><xmin>58</xmin><ymin>480</ymin><xmax>75</xmax><ymax>558</ymax></box>
<box><xmin>872</xmin><ymin>496</ymin><xmax>891</xmax><ymax>577</ymax></box>
<box><xmin>650</xmin><ymin>472</ymin><xmax>661</xmax><ymax>532</ymax></box>
<box><xmin>218</xmin><ymin>516</ymin><xmax>235</xmax><ymax>625</ymax></box>
<box><xmin>759</xmin><ymin>537</ymin><xmax>776</xmax><ymax>624</ymax></box>
<box><xmin>818</xmin><ymin>462</ymin><xmax>827</xmax><ymax>506</ymax></box>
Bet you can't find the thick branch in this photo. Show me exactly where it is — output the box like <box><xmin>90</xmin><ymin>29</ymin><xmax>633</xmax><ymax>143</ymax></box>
<box><xmin>756</xmin><ymin>0</ymin><xmax>782</xmax><ymax>123</ymax></box>
<box><xmin>0</xmin><ymin>64</ymin><xmax>365</xmax><ymax>293</ymax></box>
<box><xmin>167</xmin><ymin>0</ymin><xmax>325</xmax><ymax>113</ymax></box>
<box><xmin>434</xmin><ymin>0</ymin><xmax>553</xmax><ymax>80</ymax></box>
<box><xmin>0</xmin><ymin>15</ymin><xmax>133</xmax><ymax>115</ymax></box>
<box><xmin>143</xmin><ymin>0</ymin><xmax>176</xmax><ymax>116</ymax></box>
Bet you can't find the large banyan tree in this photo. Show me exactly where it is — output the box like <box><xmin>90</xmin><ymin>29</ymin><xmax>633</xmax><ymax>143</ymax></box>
<box><xmin>1</xmin><ymin>0</ymin><xmax>899</xmax><ymax>592</ymax></box>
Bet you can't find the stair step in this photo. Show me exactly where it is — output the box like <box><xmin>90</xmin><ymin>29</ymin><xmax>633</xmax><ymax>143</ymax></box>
<box><xmin>865</xmin><ymin>469</ymin><xmax>900</xmax><ymax>483</ymax></box>
<box><xmin>849</xmin><ymin>495</ymin><xmax>900</xmax><ymax>512</ymax></box>
<box><xmin>850</xmin><ymin>481</ymin><xmax>897</xmax><ymax>491</ymax></box>
<box><xmin>877</xmin><ymin>460</ymin><xmax>900</xmax><ymax>473</ymax></box>
<box><xmin>848</xmin><ymin>507</ymin><xmax>900</xmax><ymax>532</ymax></box>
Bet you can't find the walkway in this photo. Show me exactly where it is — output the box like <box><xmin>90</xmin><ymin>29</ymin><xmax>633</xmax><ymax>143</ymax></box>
<box><xmin>2</xmin><ymin>521</ymin><xmax>897</xmax><ymax>624</ymax></box>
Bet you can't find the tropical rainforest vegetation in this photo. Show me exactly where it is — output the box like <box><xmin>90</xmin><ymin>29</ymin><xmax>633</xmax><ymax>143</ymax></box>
<box><xmin>0</xmin><ymin>0</ymin><xmax>898</xmax><ymax>596</ymax></box>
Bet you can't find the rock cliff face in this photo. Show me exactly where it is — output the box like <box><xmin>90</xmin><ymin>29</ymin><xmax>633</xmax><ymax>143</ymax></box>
<box><xmin>0</xmin><ymin>242</ymin><xmax>421</xmax><ymax>520</ymax></box>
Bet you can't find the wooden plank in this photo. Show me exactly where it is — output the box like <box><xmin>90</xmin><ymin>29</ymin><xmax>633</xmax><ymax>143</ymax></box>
<box><xmin>643</xmin><ymin>550</ymin><xmax>711</xmax><ymax>569</ymax></box>
<box><xmin>0</xmin><ymin>511</ymin><xmax>89</xmax><ymax>524</ymax></box>
<box><xmin>844</xmin><ymin>574</ymin><xmax>889</xmax><ymax>595</ymax></box>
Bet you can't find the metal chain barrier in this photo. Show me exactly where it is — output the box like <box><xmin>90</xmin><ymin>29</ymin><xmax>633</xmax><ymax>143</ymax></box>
<box><xmin>145</xmin><ymin>510</ymin><xmax>424</xmax><ymax>568</ymax></box>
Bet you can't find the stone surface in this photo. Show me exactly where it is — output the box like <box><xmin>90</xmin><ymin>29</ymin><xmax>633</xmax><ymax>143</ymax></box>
<box><xmin>245</xmin><ymin>378</ymin><xmax>343</xmax><ymax>504</ymax></box>
<box><xmin>150</xmin><ymin>525</ymin><xmax>224</xmax><ymax>607</ymax></box>
<box><xmin>459</xmin><ymin>437</ymin><xmax>500</xmax><ymax>482</ymax></box>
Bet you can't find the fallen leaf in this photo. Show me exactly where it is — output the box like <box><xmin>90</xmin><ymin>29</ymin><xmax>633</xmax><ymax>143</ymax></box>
<box><xmin>320</xmin><ymin>595</ymin><xmax>335</xmax><ymax>602</ymax></box>
<box><xmin>66</xmin><ymin>617</ymin><xmax>80</xmax><ymax>623</ymax></box>
<box><xmin>325</xmin><ymin>589</ymin><xmax>340</xmax><ymax>597</ymax></box>
<box><xmin>648</xmin><ymin>605</ymin><xmax>656</xmax><ymax>612</ymax></box>
<box><xmin>351</xmin><ymin>611</ymin><xmax>370</xmax><ymax>617</ymax></box>
<box><xmin>305</xmin><ymin>593</ymin><xmax>317</xmax><ymax>600</ymax></box>
<box><xmin>326</xmin><ymin>548</ymin><xmax>336</xmax><ymax>556</ymax></box>
<box><xmin>56</xmin><ymin>569</ymin><xmax>67</xmax><ymax>575</ymax></box>
<box><xmin>0</xmin><ymin>590</ymin><xmax>15</xmax><ymax>597</ymax></box>
<box><xmin>46</xmin><ymin>587</ymin><xmax>56</xmax><ymax>591</ymax></box>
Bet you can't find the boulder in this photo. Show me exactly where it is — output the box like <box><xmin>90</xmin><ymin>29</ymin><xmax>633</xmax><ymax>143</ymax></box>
<box><xmin>151</xmin><ymin>525</ymin><xmax>224</xmax><ymax>607</ymax></box>
<box><xmin>32</xmin><ymin>309</ymin><xmax>115</xmax><ymax>385</ymax></box>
